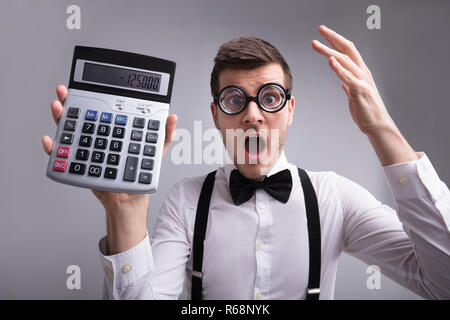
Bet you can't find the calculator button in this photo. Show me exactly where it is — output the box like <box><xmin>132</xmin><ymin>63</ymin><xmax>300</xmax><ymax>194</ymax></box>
<box><xmin>146</xmin><ymin>132</ymin><xmax>158</xmax><ymax>143</ymax></box>
<box><xmin>104</xmin><ymin>167</ymin><xmax>118</xmax><ymax>179</ymax></box>
<box><xmin>139</xmin><ymin>172</ymin><xmax>152</xmax><ymax>184</ymax></box>
<box><xmin>133</xmin><ymin>117</ymin><xmax>145</xmax><ymax>128</ymax></box>
<box><xmin>64</xmin><ymin>120</ymin><xmax>77</xmax><ymax>131</ymax></box>
<box><xmin>112</xmin><ymin>127</ymin><xmax>125</xmax><ymax>138</ymax></box>
<box><xmin>53</xmin><ymin>160</ymin><xmax>67</xmax><ymax>172</ymax></box>
<box><xmin>128</xmin><ymin>143</ymin><xmax>141</xmax><ymax>154</ymax></box>
<box><xmin>88</xmin><ymin>165</ymin><xmax>102</xmax><ymax>177</ymax></box>
<box><xmin>141</xmin><ymin>158</ymin><xmax>154</xmax><ymax>170</ymax></box>
<box><xmin>100</xmin><ymin>112</ymin><xmax>113</xmax><ymax>123</ymax></box>
<box><xmin>143</xmin><ymin>145</ymin><xmax>156</xmax><ymax>157</ymax></box>
<box><xmin>85</xmin><ymin>110</ymin><xmax>98</xmax><ymax>121</ymax></box>
<box><xmin>60</xmin><ymin>133</ymin><xmax>73</xmax><ymax>145</ymax></box>
<box><xmin>82</xmin><ymin>122</ymin><xmax>96</xmax><ymax>134</ymax></box>
<box><xmin>148</xmin><ymin>119</ymin><xmax>160</xmax><ymax>131</ymax></box>
<box><xmin>69</xmin><ymin>162</ymin><xmax>86</xmax><ymax>175</ymax></box>
<box><xmin>123</xmin><ymin>156</ymin><xmax>139</xmax><ymax>182</ymax></box>
<box><xmin>115</xmin><ymin>114</ymin><xmax>128</xmax><ymax>125</ymax></box>
<box><xmin>107</xmin><ymin>154</ymin><xmax>120</xmax><ymax>165</ymax></box>
<box><xmin>97</xmin><ymin>124</ymin><xmax>111</xmax><ymax>136</ymax></box>
<box><xmin>92</xmin><ymin>151</ymin><xmax>105</xmax><ymax>163</ymax></box>
<box><xmin>110</xmin><ymin>140</ymin><xmax>123</xmax><ymax>152</ymax></box>
<box><xmin>95</xmin><ymin>138</ymin><xmax>108</xmax><ymax>149</ymax></box>
<box><xmin>57</xmin><ymin>146</ymin><xmax>71</xmax><ymax>158</ymax></box>
<box><xmin>75</xmin><ymin>148</ymin><xmax>90</xmax><ymax>161</ymax></box>
<box><xmin>131</xmin><ymin>130</ymin><xmax>144</xmax><ymax>141</ymax></box>
<box><xmin>67</xmin><ymin>107</ymin><xmax>80</xmax><ymax>119</ymax></box>
<box><xmin>79</xmin><ymin>135</ymin><xmax>92</xmax><ymax>147</ymax></box>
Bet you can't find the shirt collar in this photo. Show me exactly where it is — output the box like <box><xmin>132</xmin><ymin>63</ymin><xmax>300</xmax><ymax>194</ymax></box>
<box><xmin>224</xmin><ymin>151</ymin><xmax>289</xmax><ymax>185</ymax></box>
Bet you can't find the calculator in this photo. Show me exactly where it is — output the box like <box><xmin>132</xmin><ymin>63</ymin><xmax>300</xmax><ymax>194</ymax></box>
<box><xmin>46</xmin><ymin>46</ymin><xmax>176</xmax><ymax>193</ymax></box>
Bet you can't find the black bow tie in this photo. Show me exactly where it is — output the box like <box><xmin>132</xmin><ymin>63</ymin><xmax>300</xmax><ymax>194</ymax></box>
<box><xmin>229</xmin><ymin>169</ymin><xmax>293</xmax><ymax>205</ymax></box>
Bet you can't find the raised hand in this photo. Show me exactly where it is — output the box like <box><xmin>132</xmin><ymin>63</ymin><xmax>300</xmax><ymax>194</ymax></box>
<box><xmin>312</xmin><ymin>25</ymin><xmax>419</xmax><ymax>166</ymax></box>
<box><xmin>312</xmin><ymin>25</ymin><xmax>395</xmax><ymax>136</ymax></box>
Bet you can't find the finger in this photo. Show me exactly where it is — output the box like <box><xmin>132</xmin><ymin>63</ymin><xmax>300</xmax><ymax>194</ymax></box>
<box><xmin>318</xmin><ymin>25</ymin><xmax>367</xmax><ymax>69</ymax></box>
<box><xmin>56</xmin><ymin>85</ymin><xmax>68</xmax><ymax>104</ymax></box>
<box><xmin>312</xmin><ymin>40</ymin><xmax>365</xmax><ymax>79</ymax></box>
<box><xmin>51</xmin><ymin>100</ymin><xmax>64</xmax><ymax>125</ymax></box>
<box><xmin>163</xmin><ymin>114</ymin><xmax>178</xmax><ymax>156</ymax></box>
<box><xmin>41</xmin><ymin>135</ymin><xmax>54</xmax><ymax>155</ymax></box>
<box><xmin>329</xmin><ymin>56</ymin><xmax>364</xmax><ymax>90</ymax></box>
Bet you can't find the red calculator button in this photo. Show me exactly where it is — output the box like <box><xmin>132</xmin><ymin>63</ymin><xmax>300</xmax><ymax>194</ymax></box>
<box><xmin>57</xmin><ymin>146</ymin><xmax>71</xmax><ymax>158</ymax></box>
<box><xmin>53</xmin><ymin>160</ymin><xmax>68</xmax><ymax>172</ymax></box>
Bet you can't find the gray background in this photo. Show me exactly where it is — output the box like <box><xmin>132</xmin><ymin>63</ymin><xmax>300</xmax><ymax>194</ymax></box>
<box><xmin>0</xmin><ymin>0</ymin><xmax>449</xmax><ymax>299</ymax></box>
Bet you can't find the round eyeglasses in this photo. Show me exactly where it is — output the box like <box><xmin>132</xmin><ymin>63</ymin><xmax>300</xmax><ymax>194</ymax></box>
<box><xmin>213</xmin><ymin>83</ymin><xmax>291</xmax><ymax>115</ymax></box>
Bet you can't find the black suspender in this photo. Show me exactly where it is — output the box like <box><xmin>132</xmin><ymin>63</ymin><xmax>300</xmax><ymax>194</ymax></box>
<box><xmin>191</xmin><ymin>168</ymin><xmax>321</xmax><ymax>300</ymax></box>
<box><xmin>298</xmin><ymin>168</ymin><xmax>321</xmax><ymax>300</ymax></box>
<box><xmin>191</xmin><ymin>170</ymin><xmax>217</xmax><ymax>300</ymax></box>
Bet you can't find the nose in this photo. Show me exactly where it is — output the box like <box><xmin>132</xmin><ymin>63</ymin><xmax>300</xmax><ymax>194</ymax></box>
<box><xmin>241</xmin><ymin>100</ymin><xmax>264</xmax><ymax>125</ymax></box>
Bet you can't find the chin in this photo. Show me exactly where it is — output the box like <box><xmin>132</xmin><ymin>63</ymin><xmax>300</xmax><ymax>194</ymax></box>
<box><xmin>235</xmin><ymin>162</ymin><xmax>271</xmax><ymax>180</ymax></box>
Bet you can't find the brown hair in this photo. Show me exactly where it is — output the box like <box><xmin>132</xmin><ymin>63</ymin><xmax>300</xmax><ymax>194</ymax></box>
<box><xmin>210</xmin><ymin>37</ymin><xmax>293</xmax><ymax>97</ymax></box>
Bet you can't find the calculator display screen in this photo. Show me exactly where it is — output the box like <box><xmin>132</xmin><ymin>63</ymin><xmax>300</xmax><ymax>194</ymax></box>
<box><xmin>82</xmin><ymin>62</ymin><xmax>162</xmax><ymax>93</ymax></box>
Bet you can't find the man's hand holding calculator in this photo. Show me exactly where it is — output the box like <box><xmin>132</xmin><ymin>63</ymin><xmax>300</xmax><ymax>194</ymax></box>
<box><xmin>42</xmin><ymin>85</ymin><xmax>178</xmax><ymax>254</ymax></box>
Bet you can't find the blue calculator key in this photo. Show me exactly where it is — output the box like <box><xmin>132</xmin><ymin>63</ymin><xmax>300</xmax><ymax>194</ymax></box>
<box><xmin>100</xmin><ymin>112</ymin><xmax>113</xmax><ymax>123</ymax></box>
<box><xmin>85</xmin><ymin>110</ymin><xmax>98</xmax><ymax>121</ymax></box>
<box><xmin>115</xmin><ymin>114</ymin><xmax>128</xmax><ymax>125</ymax></box>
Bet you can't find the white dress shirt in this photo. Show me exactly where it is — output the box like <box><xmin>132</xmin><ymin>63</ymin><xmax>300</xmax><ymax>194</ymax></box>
<box><xmin>98</xmin><ymin>151</ymin><xmax>450</xmax><ymax>299</ymax></box>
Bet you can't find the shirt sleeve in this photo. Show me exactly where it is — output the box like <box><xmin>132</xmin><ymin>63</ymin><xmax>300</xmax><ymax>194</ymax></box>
<box><xmin>338</xmin><ymin>152</ymin><xmax>450</xmax><ymax>299</ymax></box>
<box><xmin>98</xmin><ymin>179</ymin><xmax>194</xmax><ymax>300</ymax></box>
<box><xmin>98</xmin><ymin>233</ymin><xmax>156</xmax><ymax>299</ymax></box>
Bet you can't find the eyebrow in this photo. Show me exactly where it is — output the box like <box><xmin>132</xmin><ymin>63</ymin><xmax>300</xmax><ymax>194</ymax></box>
<box><xmin>218</xmin><ymin>82</ymin><xmax>286</xmax><ymax>95</ymax></box>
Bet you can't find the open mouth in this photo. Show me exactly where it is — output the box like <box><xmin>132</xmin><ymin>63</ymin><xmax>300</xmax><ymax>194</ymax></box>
<box><xmin>244</xmin><ymin>134</ymin><xmax>267</xmax><ymax>162</ymax></box>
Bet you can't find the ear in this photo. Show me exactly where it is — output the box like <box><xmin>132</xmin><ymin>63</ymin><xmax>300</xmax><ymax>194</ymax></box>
<box><xmin>287</xmin><ymin>96</ymin><xmax>295</xmax><ymax>126</ymax></box>
<box><xmin>210</xmin><ymin>102</ymin><xmax>220</xmax><ymax>129</ymax></box>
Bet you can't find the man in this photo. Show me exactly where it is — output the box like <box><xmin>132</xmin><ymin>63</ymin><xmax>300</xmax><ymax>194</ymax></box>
<box><xmin>42</xmin><ymin>25</ymin><xmax>450</xmax><ymax>299</ymax></box>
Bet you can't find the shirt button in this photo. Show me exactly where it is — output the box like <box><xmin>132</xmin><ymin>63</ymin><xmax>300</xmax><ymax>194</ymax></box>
<box><xmin>256</xmin><ymin>241</ymin><xmax>264</xmax><ymax>249</ymax></box>
<box><xmin>398</xmin><ymin>176</ymin><xmax>409</xmax><ymax>185</ymax></box>
<box><xmin>255</xmin><ymin>293</ymin><xmax>263</xmax><ymax>300</ymax></box>
<box><xmin>105</xmin><ymin>266</ymin><xmax>113</xmax><ymax>276</ymax></box>
<box><xmin>257</xmin><ymin>202</ymin><xmax>265</xmax><ymax>210</ymax></box>
<box><xmin>121</xmin><ymin>264</ymin><xmax>132</xmax><ymax>273</ymax></box>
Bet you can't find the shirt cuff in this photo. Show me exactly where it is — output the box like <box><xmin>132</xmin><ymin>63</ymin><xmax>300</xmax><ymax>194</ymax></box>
<box><xmin>98</xmin><ymin>232</ymin><xmax>154</xmax><ymax>289</ymax></box>
<box><xmin>382</xmin><ymin>151</ymin><xmax>443</xmax><ymax>201</ymax></box>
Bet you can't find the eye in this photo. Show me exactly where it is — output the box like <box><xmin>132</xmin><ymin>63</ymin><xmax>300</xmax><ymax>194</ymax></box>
<box><xmin>222</xmin><ymin>90</ymin><xmax>244</xmax><ymax>109</ymax></box>
<box><xmin>259</xmin><ymin>85</ymin><xmax>284</xmax><ymax>109</ymax></box>
<box><xmin>262</xmin><ymin>92</ymin><xmax>281</xmax><ymax>107</ymax></box>
<box><xmin>263</xmin><ymin>95</ymin><xmax>276</xmax><ymax>105</ymax></box>
<box><xmin>229</xmin><ymin>95</ymin><xmax>243</xmax><ymax>106</ymax></box>
<box><xmin>219</xmin><ymin>87</ymin><xmax>246</xmax><ymax>113</ymax></box>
